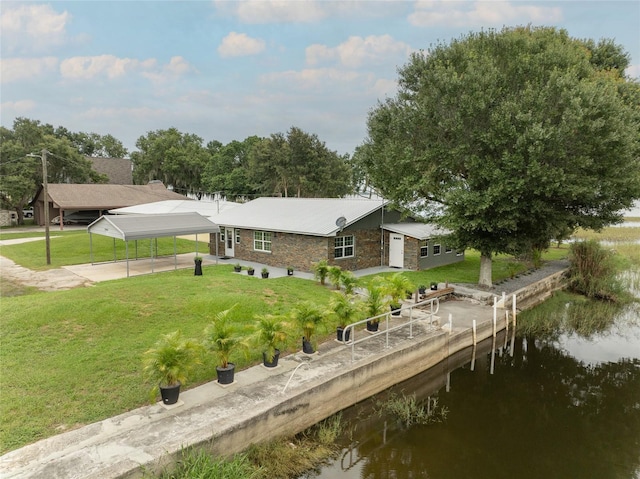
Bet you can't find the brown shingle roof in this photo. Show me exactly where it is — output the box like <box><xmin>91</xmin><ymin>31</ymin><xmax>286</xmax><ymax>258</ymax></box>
<box><xmin>40</xmin><ymin>183</ymin><xmax>187</xmax><ymax>210</ymax></box>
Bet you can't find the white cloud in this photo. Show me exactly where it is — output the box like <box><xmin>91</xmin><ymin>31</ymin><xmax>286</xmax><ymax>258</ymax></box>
<box><xmin>141</xmin><ymin>56</ymin><xmax>195</xmax><ymax>83</ymax></box>
<box><xmin>60</xmin><ymin>55</ymin><xmax>146</xmax><ymax>80</ymax></box>
<box><xmin>218</xmin><ymin>32</ymin><xmax>266</xmax><ymax>58</ymax></box>
<box><xmin>1</xmin><ymin>99</ymin><xmax>37</xmax><ymax>114</ymax></box>
<box><xmin>215</xmin><ymin>0</ymin><xmax>328</xmax><ymax>24</ymax></box>
<box><xmin>0</xmin><ymin>4</ymin><xmax>70</xmax><ymax>53</ymax></box>
<box><xmin>307</xmin><ymin>35</ymin><xmax>412</xmax><ymax>68</ymax></box>
<box><xmin>408</xmin><ymin>1</ymin><xmax>562</xmax><ymax>27</ymax></box>
<box><xmin>0</xmin><ymin>57</ymin><xmax>58</xmax><ymax>83</ymax></box>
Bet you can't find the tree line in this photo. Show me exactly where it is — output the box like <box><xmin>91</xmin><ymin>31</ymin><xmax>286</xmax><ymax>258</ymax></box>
<box><xmin>0</xmin><ymin>120</ymin><xmax>361</xmax><ymax>222</ymax></box>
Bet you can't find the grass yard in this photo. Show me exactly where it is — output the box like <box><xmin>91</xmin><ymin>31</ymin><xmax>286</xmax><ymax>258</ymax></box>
<box><xmin>2</xmin><ymin>225</ymin><xmax>638</xmax><ymax>454</ymax></box>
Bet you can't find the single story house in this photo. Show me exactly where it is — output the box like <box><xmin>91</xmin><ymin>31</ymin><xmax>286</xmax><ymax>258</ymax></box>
<box><xmin>210</xmin><ymin>197</ymin><xmax>464</xmax><ymax>272</ymax></box>
<box><xmin>32</xmin><ymin>181</ymin><xmax>187</xmax><ymax>226</ymax></box>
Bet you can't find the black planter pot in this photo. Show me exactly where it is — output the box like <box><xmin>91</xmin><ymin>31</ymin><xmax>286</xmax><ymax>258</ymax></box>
<box><xmin>336</xmin><ymin>327</ymin><xmax>351</xmax><ymax>342</ymax></box>
<box><xmin>390</xmin><ymin>304</ymin><xmax>401</xmax><ymax>316</ymax></box>
<box><xmin>233</xmin><ymin>265</ymin><xmax>242</xmax><ymax>273</ymax></box>
<box><xmin>419</xmin><ymin>287</ymin><xmax>427</xmax><ymax>295</ymax></box>
<box><xmin>261</xmin><ymin>272</ymin><xmax>269</xmax><ymax>279</ymax></box>
<box><xmin>366</xmin><ymin>320</ymin><xmax>379</xmax><ymax>332</ymax></box>
<box><xmin>159</xmin><ymin>382</ymin><xmax>181</xmax><ymax>405</ymax></box>
<box><xmin>216</xmin><ymin>363</ymin><xmax>235</xmax><ymax>385</ymax></box>
<box><xmin>287</xmin><ymin>269</ymin><xmax>294</xmax><ymax>276</ymax></box>
<box><xmin>430</xmin><ymin>282</ymin><xmax>438</xmax><ymax>291</ymax></box>
<box><xmin>302</xmin><ymin>338</ymin><xmax>315</xmax><ymax>354</ymax></box>
<box><xmin>262</xmin><ymin>349</ymin><xmax>280</xmax><ymax>368</ymax></box>
<box><xmin>247</xmin><ymin>269</ymin><xmax>255</xmax><ymax>276</ymax></box>
<box><xmin>194</xmin><ymin>259</ymin><xmax>203</xmax><ymax>276</ymax></box>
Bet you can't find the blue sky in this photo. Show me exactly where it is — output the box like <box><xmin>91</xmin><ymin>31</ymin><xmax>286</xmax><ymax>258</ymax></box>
<box><xmin>1</xmin><ymin>1</ymin><xmax>639</xmax><ymax>157</ymax></box>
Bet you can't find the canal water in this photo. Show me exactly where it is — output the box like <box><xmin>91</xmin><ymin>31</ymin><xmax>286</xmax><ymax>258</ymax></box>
<box><xmin>304</xmin><ymin>303</ymin><xmax>640</xmax><ymax>479</ymax></box>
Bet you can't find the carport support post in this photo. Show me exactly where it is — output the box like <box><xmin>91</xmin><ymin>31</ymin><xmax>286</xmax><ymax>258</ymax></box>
<box><xmin>125</xmin><ymin>241</ymin><xmax>130</xmax><ymax>277</ymax></box>
<box><xmin>173</xmin><ymin>236</ymin><xmax>177</xmax><ymax>270</ymax></box>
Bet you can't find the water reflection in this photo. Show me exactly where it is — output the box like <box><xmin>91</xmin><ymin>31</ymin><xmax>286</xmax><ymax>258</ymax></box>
<box><xmin>304</xmin><ymin>320</ymin><xmax>640</xmax><ymax>479</ymax></box>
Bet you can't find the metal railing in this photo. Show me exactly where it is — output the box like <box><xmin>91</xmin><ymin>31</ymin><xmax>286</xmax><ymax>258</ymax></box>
<box><xmin>340</xmin><ymin>297</ymin><xmax>441</xmax><ymax>362</ymax></box>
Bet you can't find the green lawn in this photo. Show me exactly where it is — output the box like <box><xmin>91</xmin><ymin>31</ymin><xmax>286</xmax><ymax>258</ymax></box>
<box><xmin>0</xmin><ymin>228</ymin><xmax>607</xmax><ymax>454</ymax></box>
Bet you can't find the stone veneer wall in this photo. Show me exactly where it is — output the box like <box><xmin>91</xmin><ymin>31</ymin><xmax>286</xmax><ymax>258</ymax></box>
<box><xmin>217</xmin><ymin>228</ymin><xmax>385</xmax><ymax>272</ymax></box>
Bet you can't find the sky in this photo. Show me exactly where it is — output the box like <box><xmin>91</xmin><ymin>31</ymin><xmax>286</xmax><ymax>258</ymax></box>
<box><xmin>1</xmin><ymin>0</ymin><xmax>639</xmax><ymax>158</ymax></box>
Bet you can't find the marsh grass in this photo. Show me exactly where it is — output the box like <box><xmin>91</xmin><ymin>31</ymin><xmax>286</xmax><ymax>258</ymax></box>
<box><xmin>573</xmin><ymin>226</ymin><xmax>640</xmax><ymax>243</ymax></box>
<box><xmin>518</xmin><ymin>289</ymin><xmax>635</xmax><ymax>339</ymax></box>
<box><xmin>245</xmin><ymin>416</ymin><xmax>343</xmax><ymax>479</ymax></box>
<box><xmin>376</xmin><ymin>392</ymin><xmax>448</xmax><ymax>428</ymax></box>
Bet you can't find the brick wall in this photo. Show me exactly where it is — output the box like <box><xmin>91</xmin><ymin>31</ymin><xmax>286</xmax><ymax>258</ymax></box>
<box><xmin>215</xmin><ymin>228</ymin><xmax>386</xmax><ymax>272</ymax></box>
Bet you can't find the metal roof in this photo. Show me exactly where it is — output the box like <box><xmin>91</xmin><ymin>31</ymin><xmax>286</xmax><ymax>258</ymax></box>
<box><xmin>88</xmin><ymin>212</ymin><xmax>220</xmax><ymax>241</ymax></box>
<box><xmin>382</xmin><ymin>222</ymin><xmax>449</xmax><ymax>240</ymax></box>
<box><xmin>214</xmin><ymin>197</ymin><xmax>387</xmax><ymax>237</ymax></box>
<box><xmin>108</xmin><ymin>199</ymin><xmax>238</xmax><ymax>220</ymax></box>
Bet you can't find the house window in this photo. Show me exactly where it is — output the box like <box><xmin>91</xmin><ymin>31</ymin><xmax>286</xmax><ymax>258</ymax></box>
<box><xmin>433</xmin><ymin>244</ymin><xmax>441</xmax><ymax>255</ymax></box>
<box><xmin>254</xmin><ymin>231</ymin><xmax>272</xmax><ymax>252</ymax></box>
<box><xmin>445</xmin><ymin>245</ymin><xmax>452</xmax><ymax>254</ymax></box>
<box><xmin>235</xmin><ymin>230</ymin><xmax>240</xmax><ymax>244</ymax></box>
<box><xmin>334</xmin><ymin>235</ymin><xmax>354</xmax><ymax>258</ymax></box>
<box><xmin>420</xmin><ymin>240</ymin><xmax>428</xmax><ymax>257</ymax></box>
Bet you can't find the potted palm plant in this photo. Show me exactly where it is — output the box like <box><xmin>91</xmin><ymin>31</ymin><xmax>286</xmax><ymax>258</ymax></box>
<box><xmin>203</xmin><ymin>306</ymin><xmax>249</xmax><ymax>385</ymax></box>
<box><xmin>384</xmin><ymin>273</ymin><xmax>414</xmax><ymax>316</ymax></box>
<box><xmin>340</xmin><ymin>270</ymin><xmax>359</xmax><ymax>295</ymax></box>
<box><xmin>364</xmin><ymin>279</ymin><xmax>387</xmax><ymax>332</ymax></box>
<box><xmin>233</xmin><ymin>262</ymin><xmax>242</xmax><ymax>273</ymax></box>
<box><xmin>261</xmin><ymin>267</ymin><xmax>269</xmax><ymax>279</ymax></box>
<box><xmin>253</xmin><ymin>314</ymin><xmax>288</xmax><ymax>367</ymax></box>
<box><xmin>329</xmin><ymin>291</ymin><xmax>361</xmax><ymax>342</ymax></box>
<box><xmin>247</xmin><ymin>266</ymin><xmax>255</xmax><ymax>276</ymax></box>
<box><xmin>287</xmin><ymin>266</ymin><xmax>294</xmax><ymax>276</ymax></box>
<box><xmin>142</xmin><ymin>330</ymin><xmax>202</xmax><ymax>405</ymax></box>
<box><xmin>312</xmin><ymin>259</ymin><xmax>329</xmax><ymax>286</ymax></box>
<box><xmin>290</xmin><ymin>301</ymin><xmax>325</xmax><ymax>354</ymax></box>
<box><xmin>328</xmin><ymin>265</ymin><xmax>343</xmax><ymax>290</ymax></box>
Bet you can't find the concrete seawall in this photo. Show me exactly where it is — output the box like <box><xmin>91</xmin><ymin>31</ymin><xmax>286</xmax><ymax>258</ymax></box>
<box><xmin>0</xmin><ymin>272</ymin><xmax>565</xmax><ymax>479</ymax></box>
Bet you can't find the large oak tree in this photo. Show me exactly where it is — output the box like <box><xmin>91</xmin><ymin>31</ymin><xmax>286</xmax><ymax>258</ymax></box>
<box><xmin>361</xmin><ymin>26</ymin><xmax>640</xmax><ymax>287</ymax></box>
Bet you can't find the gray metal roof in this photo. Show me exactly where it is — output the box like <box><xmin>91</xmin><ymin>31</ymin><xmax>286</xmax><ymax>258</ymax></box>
<box><xmin>88</xmin><ymin>212</ymin><xmax>220</xmax><ymax>241</ymax></box>
<box><xmin>214</xmin><ymin>197</ymin><xmax>387</xmax><ymax>237</ymax></box>
<box><xmin>108</xmin><ymin>199</ymin><xmax>239</xmax><ymax>220</ymax></box>
<box><xmin>382</xmin><ymin>222</ymin><xmax>449</xmax><ymax>240</ymax></box>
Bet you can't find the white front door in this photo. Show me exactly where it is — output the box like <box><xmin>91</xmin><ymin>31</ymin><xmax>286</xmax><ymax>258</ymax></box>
<box><xmin>389</xmin><ymin>233</ymin><xmax>404</xmax><ymax>268</ymax></box>
<box><xmin>225</xmin><ymin>228</ymin><xmax>235</xmax><ymax>257</ymax></box>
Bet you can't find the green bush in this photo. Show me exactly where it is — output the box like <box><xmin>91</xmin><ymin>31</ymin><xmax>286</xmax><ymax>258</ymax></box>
<box><xmin>567</xmin><ymin>241</ymin><xmax>622</xmax><ymax>301</ymax></box>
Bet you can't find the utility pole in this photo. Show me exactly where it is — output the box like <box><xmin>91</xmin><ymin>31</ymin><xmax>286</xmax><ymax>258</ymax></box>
<box><xmin>42</xmin><ymin>149</ymin><xmax>50</xmax><ymax>265</ymax></box>
<box><xmin>27</xmin><ymin>149</ymin><xmax>51</xmax><ymax>264</ymax></box>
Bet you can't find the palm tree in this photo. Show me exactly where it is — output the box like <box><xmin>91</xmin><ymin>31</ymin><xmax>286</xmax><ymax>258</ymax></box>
<box><xmin>254</xmin><ymin>314</ymin><xmax>288</xmax><ymax>364</ymax></box>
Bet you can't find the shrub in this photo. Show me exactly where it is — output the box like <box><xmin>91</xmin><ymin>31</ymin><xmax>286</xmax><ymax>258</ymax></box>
<box><xmin>567</xmin><ymin>240</ymin><xmax>622</xmax><ymax>301</ymax></box>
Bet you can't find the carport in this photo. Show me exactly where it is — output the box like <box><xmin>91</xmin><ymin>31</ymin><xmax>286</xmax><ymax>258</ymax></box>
<box><xmin>87</xmin><ymin>212</ymin><xmax>220</xmax><ymax>277</ymax></box>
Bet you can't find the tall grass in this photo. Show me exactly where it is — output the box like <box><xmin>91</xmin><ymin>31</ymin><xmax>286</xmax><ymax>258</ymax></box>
<box><xmin>566</xmin><ymin>241</ymin><xmax>623</xmax><ymax>301</ymax></box>
<box><xmin>150</xmin><ymin>448</ymin><xmax>262</xmax><ymax>479</ymax></box>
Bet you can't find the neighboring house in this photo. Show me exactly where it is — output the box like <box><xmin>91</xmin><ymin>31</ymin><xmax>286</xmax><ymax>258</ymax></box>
<box><xmin>210</xmin><ymin>197</ymin><xmax>464</xmax><ymax>272</ymax></box>
<box><xmin>88</xmin><ymin>157</ymin><xmax>133</xmax><ymax>185</ymax></box>
<box><xmin>33</xmin><ymin>181</ymin><xmax>188</xmax><ymax>226</ymax></box>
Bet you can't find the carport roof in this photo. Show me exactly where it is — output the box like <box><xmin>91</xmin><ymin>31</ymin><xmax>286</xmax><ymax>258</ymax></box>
<box><xmin>87</xmin><ymin>212</ymin><xmax>220</xmax><ymax>241</ymax></box>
